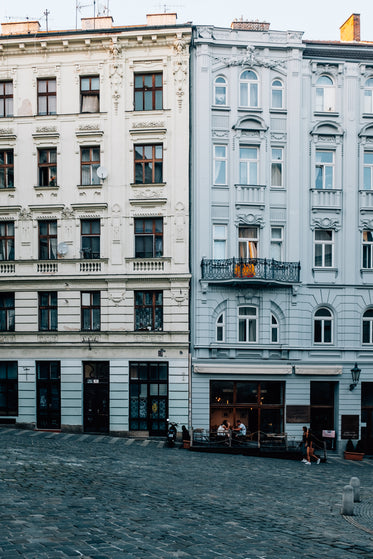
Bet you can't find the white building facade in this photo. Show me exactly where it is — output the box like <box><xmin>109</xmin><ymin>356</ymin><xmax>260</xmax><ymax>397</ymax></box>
<box><xmin>0</xmin><ymin>14</ymin><xmax>191</xmax><ymax>435</ymax></box>
<box><xmin>191</xmin><ymin>17</ymin><xmax>373</xmax><ymax>453</ymax></box>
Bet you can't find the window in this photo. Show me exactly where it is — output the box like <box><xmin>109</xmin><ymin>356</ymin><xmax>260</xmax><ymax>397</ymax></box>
<box><xmin>135</xmin><ymin>291</ymin><xmax>163</xmax><ymax>331</ymax></box>
<box><xmin>81</xmin><ymin>147</ymin><xmax>100</xmax><ymax>185</ymax></box>
<box><xmin>364</xmin><ymin>78</ymin><xmax>373</xmax><ymax>113</ymax></box>
<box><xmin>239</xmin><ymin>147</ymin><xmax>258</xmax><ymax>185</ymax></box>
<box><xmin>238</xmin><ymin>226</ymin><xmax>258</xmax><ymax>259</ymax></box>
<box><xmin>134</xmin><ymin>218</ymin><xmax>163</xmax><ymax>258</ymax></box>
<box><xmin>239</xmin><ymin>70</ymin><xmax>258</xmax><ymax>107</ymax></box>
<box><xmin>39</xmin><ymin>292</ymin><xmax>57</xmax><ymax>331</ymax></box>
<box><xmin>0</xmin><ymin>362</ymin><xmax>18</xmax><ymax>415</ymax></box>
<box><xmin>314</xmin><ymin>308</ymin><xmax>333</xmax><ymax>344</ymax></box>
<box><xmin>80</xmin><ymin>76</ymin><xmax>100</xmax><ymax>113</ymax></box>
<box><xmin>216</xmin><ymin>312</ymin><xmax>225</xmax><ymax>342</ymax></box>
<box><xmin>0</xmin><ymin>81</ymin><xmax>13</xmax><ymax>117</ymax></box>
<box><xmin>363</xmin><ymin>309</ymin><xmax>373</xmax><ymax>344</ymax></box>
<box><xmin>314</xmin><ymin>229</ymin><xmax>333</xmax><ymax>268</ymax></box>
<box><xmin>214</xmin><ymin>76</ymin><xmax>227</xmax><ymax>105</ymax></box>
<box><xmin>39</xmin><ymin>220</ymin><xmax>57</xmax><ymax>260</ymax></box>
<box><xmin>238</xmin><ymin>306</ymin><xmax>257</xmax><ymax>342</ymax></box>
<box><xmin>362</xmin><ymin>230</ymin><xmax>373</xmax><ymax>269</ymax></box>
<box><xmin>0</xmin><ymin>222</ymin><xmax>14</xmax><ymax>261</ymax></box>
<box><xmin>271</xmin><ymin>314</ymin><xmax>279</xmax><ymax>343</ymax></box>
<box><xmin>315</xmin><ymin>75</ymin><xmax>335</xmax><ymax>112</ymax></box>
<box><xmin>363</xmin><ymin>152</ymin><xmax>373</xmax><ymax>190</ymax></box>
<box><xmin>315</xmin><ymin>150</ymin><xmax>334</xmax><ymax>189</ymax></box>
<box><xmin>0</xmin><ymin>149</ymin><xmax>14</xmax><ymax>188</ymax></box>
<box><xmin>37</xmin><ymin>78</ymin><xmax>56</xmax><ymax>115</ymax></box>
<box><xmin>81</xmin><ymin>219</ymin><xmax>100</xmax><ymax>259</ymax></box>
<box><xmin>271</xmin><ymin>79</ymin><xmax>283</xmax><ymax>109</ymax></box>
<box><xmin>213</xmin><ymin>225</ymin><xmax>227</xmax><ymax>259</ymax></box>
<box><xmin>134</xmin><ymin>73</ymin><xmax>162</xmax><ymax>111</ymax></box>
<box><xmin>38</xmin><ymin>148</ymin><xmax>57</xmax><ymax>186</ymax></box>
<box><xmin>270</xmin><ymin>227</ymin><xmax>283</xmax><ymax>261</ymax></box>
<box><xmin>129</xmin><ymin>362</ymin><xmax>168</xmax><ymax>435</ymax></box>
<box><xmin>134</xmin><ymin>144</ymin><xmax>163</xmax><ymax>184</ymax></box>
<box><xmin>0</xmin><ymin>293</ymin><xmax>15</xmax><ymax>331</ymax></box>
<box><xmin>213</xmin><ymin>145</ymin><xmax>227</xmax><ymax>185</ymax></box>
<box><xmin>271</xmin><ymin>148</ymin><xmax>283</xmax><ymax>187</ymax></box>
<box><xmin>81</xmin><ymin>292</ymin><xmax>100</xmax><ymax>331</ymax></box>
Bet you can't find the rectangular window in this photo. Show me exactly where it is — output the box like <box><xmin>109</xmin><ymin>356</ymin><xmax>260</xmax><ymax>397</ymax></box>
<box><xmin>37</xmin><ymin>78</ymin><xmax>56</xmax><ymax>116</ymax></box>
<box><xmin>0</xmin><ymin>361</ymin><xmax>18</xmax><ymax>415</ymax></box>
<box><xmin>239</xmin><ymin>147</ymin><xmax>258</xmax><ymax>185</ymax></box>
<box><xmin>39</xmin><ymin>292</ymin><xmax>57</xmax><ymax>331</ymax></box>
<box><xmin>135</xmin><ymin>291</ymin><xmax>163</xmax><ymax>331</ymax></box>
<box><xmin>81</xmin><ymin>219</ymin><xmax>100</xmax><ymax>259</ymax></box>
<box><xmin>364</xmin><ymin>152</ymin><xmax>373</xmax><ymax>190</ymax></box>
<box><xmin>39</xmin><ymin>220</ymin><xmax>57</xmax><ymax>260</ymax></box>
<box><xmin>0</xmin><ymin>222</ymin><xmax>14</xmax><ymax>261</ymax></box>
<box><xmin>315</xmin><ymin>150</ymin><xmax>334</xmax><ymax>189</ymax></box>
<box><xmin>81</xmin><ymin>292</ymin><xmax>100</xmax><ymax>331</ymax></box>
<box><xmin>38</xmin><ymin>148</ymin><xmax>57</xmax><ymax>186</ymax></box>
<box><xmin>271</xmin><ymin>148</ymin><xmax>283</xmax><ymax>187</ymax></box>
<box><xmin>238</xmin><ymin>306</ymin><xmax>257</xmax><ymax>342</ymax></box>
<box><xmin>0</xmin><ymin>293</ymin><xmax>15</xmax><ymax>331</ymax></box>
<box><xmin>0</xmin><ymin>149</ymin><xmax>14</xmax><ymax>188</ymax></box>
<box><xmin>134</xmin><ymin>73</ymin><xmax>163</xmax><ymax>111</ymax></box>
<box><xmin>213</xmin><ymin>145</ymin><xmax>227</xmax><ymax>185</ymax></box>
<box><xmin>80</xmin><ymin>76</ymin><xmax>100</xmax><ymax>113</ymax></box>
<box><xmin>81</xmin><ymin>147</ymin><xmax>100</xmax><ymax>185</ymax></box>
<box><xmin>134</xmin><ymin>144</ymin><xmax>163</xmax><ymax>184</ymax></box>
<box><xmin>213</xmin><ymin>225</ymin><xmax>227</xmax><ymax>259</ymax></box>
<box><xmin>363</xmin><ymin>230</ymin><xmax>373</xmax><ymax>269</ymax></box>
<box><xmin>270</xmin><ymin>226</ymin><xmax>283</xmax><ymax>261</ymax></box>
<box><xmin>0</xmin><ymin>81</ymin><xmax>13</xmax><ymax>118</ymax></box>
<box><xmin>134</xmin><ymin>218</ymin><xmax>163</xmax><ymax>258</ymax></box>
<box><xmin>314</xmin><ymin>229</ymin><xmax>334</xmax><ymax>268</ymax></box>
<box><xmin>238</xmin><ymin>226</ymin><xmax>258</xmax><ymax>259</ymax></box>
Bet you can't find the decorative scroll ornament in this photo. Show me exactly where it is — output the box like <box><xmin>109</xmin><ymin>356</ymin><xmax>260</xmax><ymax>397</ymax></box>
<box><xmin>236</xmin><ymin>213</ymin><xmax>264</xmax><ymax>227</ymax></box>
<box><xmin>108</xmin><ymin>291</ymin><xmax>126</xmax><ymax>306</ymax></box>
<box><xmin>173</xmin><ymin>36</ymin><xmax>188</xmax><ymax>111</ymax></box>
<box><xmin>61</xmin><ymin>206</ymin><xmax>75</xmax><ymax>219</ymax></box>
<box><xmin>170</xmin><ymin>289</ymin><xmax>188</xmax><ymax>305</ymax></box>
<box><xmin>19</xmin><ymin>208</ymin><xmax>32</xmax><ymax>220</ymax></box>
<box><xmin>214</xmin><ymin>45</ymin><xmax>285</xmax><ymax>70</ymax></box>
<box><xmin>311</xmin><ymin>217</ymin><xmax>341</xmax><ymax>231</ymax></box>
<box><xmin>110</xmin><ymin>62</ymin><xmax>123</xmax><ymax>114</ymax></box>
<box><xmin>360</xmin><ymin>218</ymin><xmax>373</xmax><ymax>231</ymax></box>
<box><xmin>132</xmin><ymin>121</ymin><xmax>165</xmax><ymax>129</ymax></box>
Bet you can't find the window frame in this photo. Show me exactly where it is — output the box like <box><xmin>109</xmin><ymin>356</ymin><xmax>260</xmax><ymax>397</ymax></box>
<box><xmin>38</xmin><ymin>220</ymin><xmax>57</xmax><ymax>261</ymax></box>
<box><xmin>238</xmin><ymin>226</ymin><xmax>259</xmax><ymax>259</ymax></box>
<box><xmin>271</xmin><ymin>313</ymin><xmax>279</xmax><ymax>343</ymax></box>
<box><xmin>213</xmin><ymin>224</ymin><xmax>227</xmax><ymax>259</ymax></box>
<box><xmin>38</xmin><ymin>148</ymin><xmax>57</xmax><ymax>187</ymax></box>
<box><xmin>314</xmin><ymin>229</ymin><xmax>334</xmax><ymax>268</ymax></box>
<box><xmin>362</xmin><ymin>230</ymin><xmax>373</xmax><ymax>269</ymax></box>
<box><xmin>315</xmin><ymin>75</ymin><xmax>335</xmax><ymax>112</ymax></box>
<box><xmin>362</xmin><ymin>309</ymin><xmax>373</xmax><ymax>344</ymax></box>
<box><xmin>271</xmin><ymin>78</ymin><xmax>284</xmax><ymax>109</ymax></box>
<box><xmin>363</xmin><ymin>151</ymin><xmax>373</xmax><ymax>190</ymax></box>
<box><xmin>134</xmin><ymin>217</ymin><xmax>163</xmax><ymax>258</ymax></box>
<box><xmin>214</xmin><ymin>76</ymin><xmax>228</xmax><ymax>106</ymax></box>
<box><xmin>134</xmin><ymin>144</ymin><xmax>163</xmax><ymax>185</ymax></box>
<box><xmin>37</xmin><ymin>78</ymin><xmax>56</xmax><ymax>116</ymax></box>
<box><xmin>213</xmin><ymin>144</ymin><xmax>227</xmax><ymax>185</ymax></box>
<box><xmin>0</xmin><ymin>361</ymin><xmax>18</xmax><ymax>416</ymax></box>
<box><xmin>313</xmin><ymin>307</ymin><xmax>333</xmax><ymax>344</ymax></box>
<box><xmin>81</xmin><ymin>291</ymin><xmax>101</xmax><ymax>332</ymax></box>
<box><xmin>81</xmin><ymin>218</ymin><xmax>101</xmax><ymax>259</ymax></box>
<box><xmin>0</xmin><ymin>149</ymin><xmax>14</xmax><ymax>189</ymax></box>
<box><xmin>364</xmin><ymin>77</ymin><xmax>373</xmax><ymax>114</ymax></box>
<box><xmin>271</xmin><ymin>147</ymin><xmax>283</xmax><ymax>187</ymax></box>
<box><xmin>315</xmin><ymin>150</ymin><xmax>335</xmax><ymax>189</ymax></box>
<box><xmin>239</xmin><ymin>146</ymin><xmax>259</xmax><ymax>185</ymax></box>
<box><xmin>239</xmin><ymin>70</ymin><xmax>259</xmax><ymax>108</ymax></box>
<box><xmin>0</xmin><ymin>293</ymin><xmax>15</xmax><ymax>332</ymax></box>
<box><xmin>216</xmin><ymin>312</ymin><xmax>225</xmax><ymax>342</ymax></box>
<box><xmin>38</xmin><ymin>291</ymin><xmax>58</xmax><ymax>332</ymax></box>
<box><xmin>134</xmin><ymin>290</ymin><xmax>163</xmax><ymax>332</ymax></box>
<box><xmin>238</xmin><ymin>305</ymin><xmax>258</xmax><ymax>343</ymax></box>
<box><xmin>80</xmin><ymin>75</ymin><xmax>100</xmax><ymax>114</ymax></box>
<box><xmin>0</xmin><ymin>221</ymin><xmax>14</xmax><ymax>261</ymax></box>
<box><xmin>270</xmin><ymin>226</ymin><xmax>284</xmax><ymax>261</ymax></box>
<box><xmin>80</xmin><ymin>146</ymin><xmax>100</xmax><ymax>186</ymax></box>
<box><xmin>134</xmin><ymin>72</ymin><xmax>163</xmax><ymax>111</ymax></box>
<box><xmin>0</xmin><ymin>81</ymin><xmax>13</xmax><ymax>118</ymax></box>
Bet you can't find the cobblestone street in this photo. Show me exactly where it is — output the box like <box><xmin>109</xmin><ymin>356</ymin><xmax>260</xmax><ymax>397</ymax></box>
<box><xmin>1</xmin><ymin>427</ymin><xmax>373</xmax><ymax>558</ymax></box>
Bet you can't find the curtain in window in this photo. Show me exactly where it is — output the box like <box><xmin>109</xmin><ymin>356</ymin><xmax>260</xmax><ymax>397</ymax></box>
<box><xmin>82</xmin><ymin>95</ymin><xmax>99</xmax><ymax>113</ymax></box>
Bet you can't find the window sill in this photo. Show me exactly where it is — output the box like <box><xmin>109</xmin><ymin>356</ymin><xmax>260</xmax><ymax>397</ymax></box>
<box><xmin>313</xmin><ymin>111</ymin><xmax>339</xmax><ymax>117</ymax></box>
<box><xmin>237</xmin><ymin>107</ymin><xmax>262</xmax><ymax>113</ymax></box>
<box><xmin>0</xmin><ymin>187</ymin><xmax>15</xmax><ymax>191</ymax></box>
<box><xmin>130</xmin><ymin>182</ymin><xmax>166</xmax><ymax>187</ymax></box>
<box><xmin>362</xmin><ymin>113</ymin><xmax>373</xmax><ymax>119</ymax></box>
<box><xmin>77</xmin><ymin>183</ymin><xmax>102</xmax><ymax>189</ymax></box>
<box><xmin>211</xmin><ymin>105</ymin><xmax>231</xmax><ymax>111</ymax></box>
<box><xmin>269</xmin><ymin>109</ymin><xmax>287</xmax><ymax>114</ymax></box>
<box><xmin>34</xmin><ymin>185</ymin><xmax>59</xmax><ymax>190</ymax></box>
<box><xmin>270</xmin><ymin>186</ymin><xmax>286</xmax><ymax>190</ymax></box>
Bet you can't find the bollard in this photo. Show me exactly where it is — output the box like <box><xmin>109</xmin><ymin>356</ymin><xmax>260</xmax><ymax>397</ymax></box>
<box><xmin>350</xmin><ymin>477</ymin><xmax>361</xmax><ymax>502</ymax></box>
<box><xmin>341</xmin><ymin>484</ymin><xmax>354</xmax><ymax>516</ymax></box>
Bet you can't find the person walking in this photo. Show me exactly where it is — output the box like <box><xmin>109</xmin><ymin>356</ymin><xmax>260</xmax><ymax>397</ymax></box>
<box><xmin>305</xmin><ymin>428</ymin><xmax>320</xmax><ymax>465</ymax></box>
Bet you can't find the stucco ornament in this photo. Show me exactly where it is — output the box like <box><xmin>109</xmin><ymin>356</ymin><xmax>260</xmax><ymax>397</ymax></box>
<box><xmin>173</xmin><ymin>37</ymin><xmax>188</xmax><ymax>111</ymax></box>
<box><xmin>311</xmin><ymin>217</ymin><xmax>341</xmax><ymax>231</ymax></box>
<box><xmin>110</xmin><ymin>62</ymin><xmax>123</xmax><ymax>114</ymax></box>
<box><xmin>236</xmin><ymin>213</ymin><xmax>264</xmax><ymax>227</ymax></box>
<box><xmin>214</xmin><ymin>45</ymin><xmax>285</xmax><ymax>70</ymax></box>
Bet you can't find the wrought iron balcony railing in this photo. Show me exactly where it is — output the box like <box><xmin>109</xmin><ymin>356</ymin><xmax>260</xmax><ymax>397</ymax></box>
<box><xmin>201</xmin><ymin>258</ymin><xmax>300</xmax><ymax>285</ymax></box>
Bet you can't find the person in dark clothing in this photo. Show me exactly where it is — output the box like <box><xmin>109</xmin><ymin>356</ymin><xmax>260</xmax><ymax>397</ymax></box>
<box><xmin>305</xmin><ymin>429</ymin><xmax>320</xmax><ymax>465</ymax></box>
<box><xmin>181</xmin><ymin>425</ymin><xmax>190</xmax><ymax>441</ymax></box>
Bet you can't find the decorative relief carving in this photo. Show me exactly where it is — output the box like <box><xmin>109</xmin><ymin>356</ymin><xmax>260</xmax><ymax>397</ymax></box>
<box><xmin>170</xmin><ymin>289</ymin><xmax>188</xmax><ymax>305</ymax></box>
<box><xmin>270</xmin><ymin>132</ymin><xmax>287</xmax><ymax>141</ymax></box>
<box><xmin>213</xmin><ymin>45</ymin><xmax>285</xmax><ymax>70</ymax></box>
<box><xmin>37</xmin><ymin>335</ymin><xmax>58</xmax><ymax>343</ymax></box>
<box><xmin>132</xmin><ymin>121</ymin><xmax>165</xmax><ymax>128</ymax></box>
<box><xmin>236</xmin><ymin>213</ymin><xmax>264</xmax><ymax>227</ymax></box>
<box><xmin>360</xmin><ymin>218</ymin><xmax>373</xmax><ymax>230</ymax></box>
<box><xmin>78</xmin><ymin>124</ymin><xmax>100</xmax><ymax>131</ymax></box>
<box><xmin>61</xmin><ymin>207</ymin><xmax>75</xmax><ymax>219</ymax></box>
<box><xmin>132</xmin><ymin>188</ymin><xmax>164</xmax><ymax>199</ymax></box>
<box><xmin>36</xmin><ymin>126</ymin><xmax>57</xmax><ymax>133</ymax></box>
<box><xmin>173</xmin><ymin>36</ymin><xmax>188</xmax><ymax>112</ymax></box>
<box><xmin>110</xmin><ymin>62</ymin><xmax>123</xmax><ymax>114</ymax></box>
<box><xmin>108</xmin><ymin>291</ymin><xmax>126</xmax><ymax>306</ymax></box>
<box><xmin>311</xmin><ymin>217</ymin><xmax>341</xmax><ymax>231</ymax></box>
<box><xmin>0</xmin><ymin>128</ymin><xmax>14</xmax><ymax>135</ymax></box>
<box><xmin>212</xmin><ymin>130</ymin><xmax>229</xmax><ymax>138</ymax></box>
<box><xmin>19</xmin><ymin>208</ymin><xmax>32</xmax><ymax>220</ymax></box>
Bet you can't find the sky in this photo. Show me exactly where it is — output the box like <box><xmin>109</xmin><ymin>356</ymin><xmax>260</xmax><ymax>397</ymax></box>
<box><xmin>1</xmin><ymin>0</ymin><xmax>373</xmax><ymax>41</ymax></box>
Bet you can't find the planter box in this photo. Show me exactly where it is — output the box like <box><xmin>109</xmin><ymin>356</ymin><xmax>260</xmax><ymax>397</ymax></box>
<box><xmin>344</xmin><ymin>451</ymin><xmax>364</xmax><ymax>461</ymax></box>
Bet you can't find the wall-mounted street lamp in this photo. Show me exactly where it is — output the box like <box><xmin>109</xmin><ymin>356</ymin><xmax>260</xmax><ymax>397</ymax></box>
<box><xmin>349</xmin><ymin>362</ymin><xmax>361</xmax><ymax>391</ymax></box>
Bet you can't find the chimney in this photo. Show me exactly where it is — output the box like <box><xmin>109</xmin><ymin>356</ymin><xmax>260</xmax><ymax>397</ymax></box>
<box><xmin>146</xmin><ymin>13</ymin><xmax>177</xmax><ymax>27</ymax></box>
<box><xmin>81</xmin><ymin>16</ymin><xmax>113</xmax><ymax>30</ymax></box>
<box><xmin>1</xmin><ymin>20</ymin><xmax>41</xmax><ymax>35</ymax></box>
<box><xmin>340</xmin><ymin>13</ymin><xmax>360</xmax><ymax>42</ymax></box>
<box><xmin>231</xmin><ymin>19</ymin><xmax>270</xmax><ymax>32</ymax></box>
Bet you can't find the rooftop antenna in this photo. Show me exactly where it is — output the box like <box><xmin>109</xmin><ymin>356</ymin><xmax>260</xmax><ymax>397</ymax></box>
<box><xmin>44</xmin><ymin>9</ymin><xmax>50</xmax><ymax>32</ymax></box>
<box><xmin>156</xmin><ymin>3</ymin><xmax>183</xmax><ymax>13</ymax></box>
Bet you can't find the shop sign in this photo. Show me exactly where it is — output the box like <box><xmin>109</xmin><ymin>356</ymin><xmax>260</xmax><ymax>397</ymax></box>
<box><xmin>286</xmin><ymin>405</ymin><xmax>310</xmax><ymax>423</ymax></box>
<box><xmin>341</xmin><ymin>415</ymin><xmax>359</xmax><ymax>439</ymax></box>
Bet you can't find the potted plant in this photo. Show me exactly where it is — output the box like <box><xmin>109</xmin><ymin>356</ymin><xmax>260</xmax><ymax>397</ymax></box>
<box><xmin>344</xmin><ymin>439</ymin><xmax>365</xmax><ymax>461</ymax></box>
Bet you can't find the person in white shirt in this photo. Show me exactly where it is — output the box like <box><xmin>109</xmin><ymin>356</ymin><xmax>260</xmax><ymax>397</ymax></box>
<box><xmin>217</xmin><ymin>419</ymin><xmax>228</xmax><ymax>435</ymax></box>
<box><xmin>234</xmin><ymin>419</ymin><xmax>247</xmax><ymax>436</ymax></box>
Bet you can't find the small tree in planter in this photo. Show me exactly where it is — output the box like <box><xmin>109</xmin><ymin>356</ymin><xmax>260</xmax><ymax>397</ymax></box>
<box><xmin>344</xmin><ymin>439</ymin><xmax>364</xmax><ymax>460</ymax></box>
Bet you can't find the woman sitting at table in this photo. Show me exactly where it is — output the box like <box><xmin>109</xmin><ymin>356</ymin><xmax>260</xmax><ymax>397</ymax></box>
<box><xmin>217</xmin><ymin>419</ymin><xmax>229</xmax><ymax>435</ymax></box>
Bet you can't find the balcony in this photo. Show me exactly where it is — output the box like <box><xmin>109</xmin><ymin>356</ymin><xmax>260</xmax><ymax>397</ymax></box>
<box><xmin>310</xmin><ymin>188</ymin><xmax>342</xmax><ymax>212</ymax></box>
<box><xmin>359</xmin><ymin>190</ymin><xmax>373</xmax><ymax>212</ymax></box>
<box><xmin>125</xmin><ymin>257</ymin><xmax>171</xmax><ymax>275</ymax></box>
<box><xmin>235</xmin><ymin>184</ymin><xmax>266</xmax><ymax>208</ymax></box>
<box><xmin>201</xmin><ymin>258</ymin><xmax>300</xmax><ymax>286</ymax></box>
<box><xmin>0</xmin><ymin>259</ymin><xmax>107</xmax><ymax>277</ymax></box>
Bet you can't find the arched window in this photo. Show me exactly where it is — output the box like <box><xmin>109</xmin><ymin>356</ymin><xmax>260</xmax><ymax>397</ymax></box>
<box><xmin>271</xmin><ymin>314</ymin><xmax>279</xmax><ymax>343</ymax></box>
<box><xmin>216</xmin><ymin>312</ymin><xmax>225</xmax><ymax>342</ymax></box>
<box><xmin>363</xmin><ymin>309</ymin><xmax>373</xmax><ymax>344</ymax></box>
<box><xmin>238</xmin><ymin>306</ymin><xmax>257</xmax><ymax>342</ymax></box>
<box><xmin>315</xmin><ymin>75</ymin><xmax>335</xmax><ymax>112</ymax></box>
<box><xmin>271</xmin><ymin>79</ymin><xmax>283</xmax><ymax>109</ymax></box>
<box><xmin>239</xmin><ymin>70</ymin><xmax>258</xmax><ymax>108</ymax></box>
<box><xmin>214</xmin><ymin>76</ymin><xmax>227</xmax><ymax>106</ymax></box>
<box><xmin>364</xmin><ymin>78</ymin><xmax>373</xmax><ymax>113</ymax></box>
<box><xmin>314</xmin><ymin>308</ymin><xmax>333</xmax><ymax>344</ymax></box>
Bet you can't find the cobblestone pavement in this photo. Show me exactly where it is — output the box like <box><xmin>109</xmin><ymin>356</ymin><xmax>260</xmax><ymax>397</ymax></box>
<box><xmin>1</xmin><ymin>428</ymin><xmax>373</xmax><ymax>559</ymax></box>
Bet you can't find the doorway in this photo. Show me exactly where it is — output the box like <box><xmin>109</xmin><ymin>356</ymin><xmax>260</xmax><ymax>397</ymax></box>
<box><xmin>36</xmin><ymin>361</ymin><xmax>61</xmax><ymax>430</ymax></box>
<box><xmin>362</xmin><ymin>382</ymin><xmax>373</xmax><ymax>452</ymax></box>
<box><xmin>129</xmin><ymin>362</ymin><xmax>168</xmax><ymax>435</ymax></box>
<box><xmin>83</xmin><ymin>361</ymin><xmax>109</xmax><ymax>433</ymax></box>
